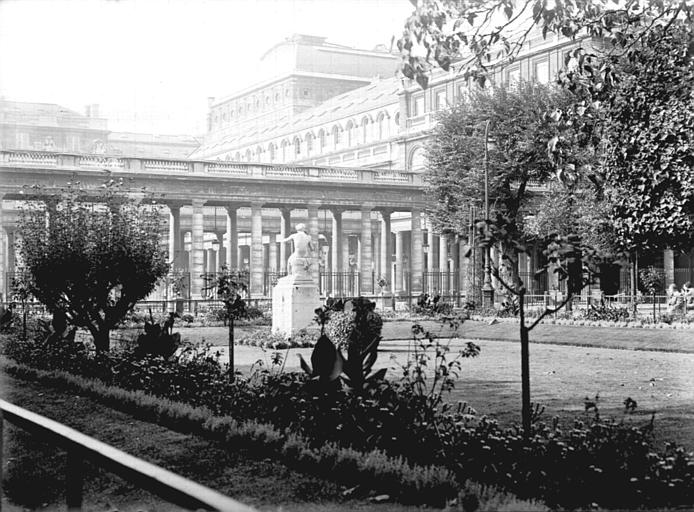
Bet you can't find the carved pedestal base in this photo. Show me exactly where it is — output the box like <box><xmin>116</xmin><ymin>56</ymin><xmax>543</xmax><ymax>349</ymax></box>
<box><xmin>272</xmin><ymin>275</ymin><xmax>322</xmax><ymax>337</ymax></box>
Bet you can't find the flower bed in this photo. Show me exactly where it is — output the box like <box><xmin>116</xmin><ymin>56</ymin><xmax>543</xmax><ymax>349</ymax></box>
<box><xmin>2</xmin><ymin>319</ymin><xmax>694</xmax><ymax>509</ymax></box>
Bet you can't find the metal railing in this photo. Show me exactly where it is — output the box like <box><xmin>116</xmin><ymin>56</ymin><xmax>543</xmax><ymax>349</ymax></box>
<box><xmin>319</xmin><ymin>271</ymin><xmax>363</xmax><ymax>296</ymax></box>
<box><xmin>0</xmin><ymin>399</ymin><xmax>255</xmax><ymax>512</ymax></box>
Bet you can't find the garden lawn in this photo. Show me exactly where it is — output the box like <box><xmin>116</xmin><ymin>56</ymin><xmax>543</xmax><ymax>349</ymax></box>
<box><xmin>171</xmin><ymin>320</ymin><xmax>694</xmax><ymax>353</ymax></box>
<box><xmin>200</xmin><ymin>339</ymin><xmax>694</xmax><ymax>450</ymax></box>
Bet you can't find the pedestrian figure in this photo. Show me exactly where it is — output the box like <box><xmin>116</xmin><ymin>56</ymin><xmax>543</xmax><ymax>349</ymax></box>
<box><xmin>682</xmin><ymin>281</ymin><xmax>694</xmax><ymax>310</ymax></box>
<box><xmin>667</xmin><ymin>283</ymin><xmax>684</xmax><ymax>314</ymax></box>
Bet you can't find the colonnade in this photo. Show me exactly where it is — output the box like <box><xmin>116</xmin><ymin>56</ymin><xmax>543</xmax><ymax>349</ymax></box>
<box><xmin>165</xmin><ymin>201</ymin><xmax>431</xmax><ymax>298</ymax></box>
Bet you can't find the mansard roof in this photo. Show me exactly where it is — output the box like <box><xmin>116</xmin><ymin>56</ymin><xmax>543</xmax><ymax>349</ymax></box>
<box><xmin>194</xmin><ymin>76</ymin><xmax>400</xmax><ymax>157</ymax></box>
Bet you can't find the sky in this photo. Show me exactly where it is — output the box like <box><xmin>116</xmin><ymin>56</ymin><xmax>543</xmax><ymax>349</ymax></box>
<box><xmin>0</xmin><ymin>0</ymin><xmax>413</xmax><ymax>136</ymax></box>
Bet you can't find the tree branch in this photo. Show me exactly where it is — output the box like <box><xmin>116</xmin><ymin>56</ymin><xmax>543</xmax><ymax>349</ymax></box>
<box><xmin>528</xmin><ymin>293</ymin><xmax>573</xmax><ymax>331</ymax></box>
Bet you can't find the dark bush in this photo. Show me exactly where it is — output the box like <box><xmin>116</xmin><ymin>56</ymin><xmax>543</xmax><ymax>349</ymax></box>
<box><xmin>583</xmin><ymin>301</ymin><xmax>630</xmax><ymax>322</ymax></box>
<box><xmin>412</xmin><ymin>293</ymin><xmax>453</xmax><ymax>317</ymax></box>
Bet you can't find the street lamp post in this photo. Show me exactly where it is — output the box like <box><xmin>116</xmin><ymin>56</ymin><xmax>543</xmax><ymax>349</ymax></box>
<box><xmin>482</xmin><ymin>119</ymin><xmax>494</xmax><ymax>307</ymax></box>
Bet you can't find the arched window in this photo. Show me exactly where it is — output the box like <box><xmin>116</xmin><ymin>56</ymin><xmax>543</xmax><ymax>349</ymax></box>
<box><xmin>331</xmin><ymin>125</ymin><xmax>341</xmax><ymax>149</ymax></box>
<box><xmin>305</xmin><ymin>133</ymin><xmax>314</xmax><ymax>155</ymax></box>
<box><xmin>394</xmin><ymin>113</ymin><xmax>400</xmax><ymax>127</ymax></box>
<box><xmin>225</xmin><ymin>153</ymin><xmax>231</xmax><ymax>161</ymax></box>
<box><xmin>234</xmin><ymin>152</ymin><xmax>241</xmax><ymax>160</ymax></box>
<box><xmin>268</xmin><ymin>143</ymin><xmax>276</xmax><ymax>162</ymax></box>
<box><xmin>293</xmin><ymin>136</ymin><xmax>302</xmax><ymax>156</ymax></box>
<box><xmin>376</xmin><ymin>113</ymin><xmax>386</xmax><ymax>140</ymax></box>
<box><xmin>345</xmin><ymin>121</ymin><xmax>354</xmax><ymax>146</ymax></box>
<box><xmin>361</xmin><ymin>117</ymin><xmax>370</xmax><ymax>144</ymax></box>
<box><xmin>317</xmin><ymin>129</ymin><xmax>326</xmax><ymax>152</ymax></box>
<box><xmin>256</xmin><ymin>146</ymin><xmax>263</xmax><ymax>162</ymax></box>
<box><xmin>410</xmin><ymin>147</ymin><xmax>427</xmax><ymax>171</ymax></box>
<box><xmin>281</xmin><ymin>140</ymin><xmax>289</xmax><ymax>162</ymax></box>
<box><xmin>245</xmin><ymin>149</ymin><xmax>252</xmax><ymax>162</ymax></box>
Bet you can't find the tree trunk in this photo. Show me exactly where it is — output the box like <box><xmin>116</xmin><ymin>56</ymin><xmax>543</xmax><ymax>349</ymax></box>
<box><xmin>93</xmin><ymin>329</ymin><xmax>110</xmax><ymax>353</ymax></box>
<box><xmin>519</xmin><ymin>292</ymin><xmax>531</xmax><ymax>437</ymax></box>
<box><xmin>499</xmin><ymin>240</ymin><xmax>521</xmax><ymax>293</ymax></box>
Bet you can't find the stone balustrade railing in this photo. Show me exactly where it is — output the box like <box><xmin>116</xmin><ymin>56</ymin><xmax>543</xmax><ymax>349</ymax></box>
<box><xmin>1</xmin><ymin>150</ymin><xmax>423</xmax><ymax>186</ymax></box>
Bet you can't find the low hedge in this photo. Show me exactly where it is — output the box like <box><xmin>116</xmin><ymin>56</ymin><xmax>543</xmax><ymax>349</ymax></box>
<box><xmin>0</xmin><ymin>357</ymin><xmax>458</xmax><ymax>506</ymax></box>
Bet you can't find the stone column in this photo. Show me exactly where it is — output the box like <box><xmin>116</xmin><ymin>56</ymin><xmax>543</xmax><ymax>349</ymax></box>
<box><xmin>440</xmin><ymin>234</ymin><xmax>449</xmax><ymax>292</ymax></box>
<box><xmin>459</xmin><ymin>237</ymin><xmax>469</xmax><ymax>297</ymax></box>
<box><xmin>226</xmin><ymin>205</ymin><xmax>238</xmax><ymax>270</ymax></box>
<box><xmin>359</xmin><ymin>205</ymin><xmax>373</xmax><ymax>294</ymax></box>
<box><xmin>204</xmin><ymin>248</ymin><xmax>212</xmax><ymax>274</ymax></box>
<box><xmin>250</xmin><ymin>202</ymin><xmax>264</xmax><ymax>297</ymax></box>
<box><xmin>268</xmin><ymin>238</ymin><xmax>278</xmax><ymax>271</ymax></box>
<box><xmin>380</xmin><ymin>211</ymin><xmax>393</xmax><ymax>293</ymax></box>
<box><xmin>279</xmin><ymin>208</ymin><xmax>291</xmax><ymax>273</ymax></box>
<box><xmin>307</xmin><ymin>201</ymin><xmax>320</xmax><ymax>285</ymax></box>
<box><xmin>395</xmin><ymin>231</ymin><xmax>404</xmax><ymax>294</ymax></box>
<box><xmin>168</xmin><ymin>203</ymin><xmax>182</xmax><ymax>269</ymax></box>
<box><xmin>216</xmin><ymin>232</ymin><xmax>224</xmax><ymax>271</ymax></box>
<box><xmin>331</xmin><ymin>209</ymin><xmax>343</xmax><ymax>274</ymax></box>
<box><xmin>427</xmin><ymin>227</ymin><xmax>436</xmax><ymax>272</ymax></box>
<box><xmin>410</xmin><ymin>208</ymin><xmax>423</xmax><ymax>294</ymax></box>
<box><xmin>342</xmin><ymin>234</ymin><xmax>351</xmax><ymax>274</ymax></box>
<box><xmin>0</xmin><ymin>199</ymin><xmax>4</xmax><ymax>300</ymax></box>
<box><xmin>663</xmin><ymin>248</ymin><xmax>675</xmax><ymax>287</ymax></box>
<box><xmin>373</xmin><ymin>229</ymin><xmax>381</xmax><ymax>279</ymax></box>
<box><xmin>450</xmin><ymin>236</ymin><xmax>459</xmax><ymax>294</ymax></box>
<box><xmin>191</xmin><ymin>199</ymin><xmax>205</xmax><ymax>297</ymax></box>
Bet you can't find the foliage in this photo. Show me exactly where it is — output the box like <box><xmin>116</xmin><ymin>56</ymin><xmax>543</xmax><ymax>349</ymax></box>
<box><xmin>202</xmin><ymin>266</ymin><xmax>250</xmax><ymax>372</ymax></box>
<box><xmin>238</xmin><ymin>328</ymin><xmax>316</xmax><ymax>349</ymax></box>
<box><xmin>300</xmin><ymin>298</ymin><xmax>386</xmax><ymax>391</ymax></box>
<box><xmin>5</xmin><ymin>318</ymin><xmax>694</xmax><ymax>509</ymax></box>
<box><xmin>0</xmin><ymin>303</ymin><xmax>16</xmax><ymax>331</ymax></box>
<box><xmin>499</xmin><ymin>294</ymin><xmax>520</xmax><ymax>317</ymax></box>
<box><xmin>582</xmin><ymin>301</ymin><xmax>630</xmax><ymax>322</ymax></box>
<box><xmin>134</xmin><ymin>310</ymin><xmax>180</xmax><ymax>359</ymax></box>
<box><xmin>426</xmin><ymin>80</ymin><xmax>579</xmax><ymax>288</ymax></box>
<box><xmin>400</xmin><ymin>322</ymin><xmax>480</xmax><ymax>421</ymax></box>
<box><xmin>397</xmin><ymin>0</ymin><xmax>688</xmax><ymax>90</ymax></box>
<box><xmin>399</xmin><ymin>0</ymin><xmax>692</xmax><ymax>255</ymax></box>
<box><xmin>601</xmin><ymin>23</ymin><xmax>694</xmax><ymax>252</ymax></box>
<box><xmin>16</xmin><ymin>178</ymin><xmax>168</xmax><ymax>352</ymax></box>
<box><xmin>0</xmin><ymin>358</ymin><xmax>460</xmax><ymax>508</ymax></box>
<box><xmin>412</xmin><ymin>293</ymin><xmax>454</xmax><ymax>317</ymax></box>
<box><xmin>640</xmin><ymin>266</ymin><xmax>665</xmax><ymax>296</ymax></box>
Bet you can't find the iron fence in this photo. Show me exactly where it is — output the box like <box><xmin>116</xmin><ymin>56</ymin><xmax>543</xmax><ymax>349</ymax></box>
<box><xmin>318</xmin><ymin>272</ymin><xmax>364</xmax><ymax>297</ymax></box>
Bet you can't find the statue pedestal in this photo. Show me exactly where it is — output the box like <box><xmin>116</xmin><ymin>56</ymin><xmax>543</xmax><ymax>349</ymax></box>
<box><xmin>272</xmin><ymin>274</ymin><xmax>322</xmax><ymax>336</ymax></box>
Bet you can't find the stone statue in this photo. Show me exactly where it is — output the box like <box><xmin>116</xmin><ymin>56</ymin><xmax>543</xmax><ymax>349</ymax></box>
<box><xmin>273</xmin><ymin>223</ymin><xmax>322</xmax><ymax>335</ymax></box>
<box><xmin>281</xmin><ymin>223</ymin><xmax>316</xmax><ymax>280</ymax></box>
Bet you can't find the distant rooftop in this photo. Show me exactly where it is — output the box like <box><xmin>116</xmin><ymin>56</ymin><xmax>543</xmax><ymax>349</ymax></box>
<box><xmin>192</xmin><ymin>76</ymin><xmax>400</xmax><ymax>157</ymax></box>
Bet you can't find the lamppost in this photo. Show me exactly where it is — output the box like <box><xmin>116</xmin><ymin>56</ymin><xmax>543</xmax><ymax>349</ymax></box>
<box><xmin>481</xmin><ymin>119</ymin><xmax>494</xmax><ymax>307</ymax></box>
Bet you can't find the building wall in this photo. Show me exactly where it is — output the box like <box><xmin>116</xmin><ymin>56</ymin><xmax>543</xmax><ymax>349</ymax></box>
<box><xmin>197</xmin><ymin>32</ymin><xmax>589</xmax><ymax>172</ymax></box>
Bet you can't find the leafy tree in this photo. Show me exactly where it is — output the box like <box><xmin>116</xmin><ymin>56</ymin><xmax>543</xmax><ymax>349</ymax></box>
<box><xmin>400</xmin><ymin>0</ymin><xmax>691</xmax><ymax>434</ymax></box>
<box><xmin>17</xmin><ymin>178</ymin><xmax>169</xmax><ymax>352</ymax></box>
<box><xmin>426</xmin><ymin>80</ymin><xmax>576</xmax><ymax>287</ymax></box>
<box><xmin>639</xmin><ymin>266</ymin><xmax>664</xmax><ymax>322</ymax></box>
<box><xmin>398</xmin><ymin>0</ymin><xmax>689</xmax><ymax>91</ymax></box>
<box><xmin>202</xmin><ymin>266</ymin><xmax>249</xmax><ymax>374</ymax></box>
<box><xmin>600</xmin><ymin>23</ymin><xmax>694</xmax><ymax>253</ymax></box>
